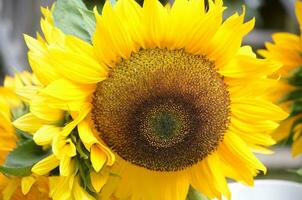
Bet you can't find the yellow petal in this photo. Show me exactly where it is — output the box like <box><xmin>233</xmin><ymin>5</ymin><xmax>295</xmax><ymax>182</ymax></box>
<box><xmin>0</xmin><ymin>110</ymin><xmax>12</xmax><ymax>132</ymax></box>
<box><xmin>91</xmin><ymin>170</ymin><xmax>109</xmax><ymax>192</ymax></box>
<box><xmin>41</xmin><ymin>6</ymin><xmax>54</xmax><ymax>24</ymax></box>
<box><xmin>60</xmin><ymin>156</ymin><xmax>72</xmax><ymax>176</ymax></box>
<box><xmin>185</xmin><ymin>1</ymin><xmax>224</xmax><ymax>54</ymax></box>
<box><xmin>224</xmin><ymin>131</ymin><xmax>267</xmax><ymax>173</ymax></box>
<box><xmin>40</xmin><ymin>17</ymin><xmax>65</xmax><ymax>45</ymax></box>
<box><xmin>65</xmin><ymin>35</ymin><xmax>97</xmax><ymax>57</ymax></box>
<box><xmin>15</xmin><ymin>85</ymin><xmax>40</xmax><ymax>102</ymax></box>
<box><xmin>206</xmin><ymin>155</ymin><xmax>231</xmax><ymax>199</ymax></box>
<box><xmin>49</xmin><ymin>175</ymin><xmax>74</xmax><ymax>200</ymax></box>
<box><xmin>272</xmin><ymin>33</ymin><xmax>301</xmax><ymax>51</ymax></box>
<box><xmin>231</xmin><ymin>99</ymin><xmax>288</xmax><ymax>121</ymax></box>
<box><xmin>230</xmin><ymin>117</ymin><xmax>279</xmax><ymax>133</ymax></box>
<box><xmin>91</xmin><ymin>144</ymin><xmax>107</xmax><ymax>172</ymax></box>
<box><xmin>115</xmin><ymin>0</ymin><xmax>144</xmax><ymax>49</ymax></box>
<box><xmin>24</xmin><ymin>35</ymin><xmax>60</xmax><ymax>85</ymax></box>
<box><xmin>93</xmin><ymin>1</ymin><xmax>136</xmax><ymax>66</ymax></box>
<box><xmin>78</xmin><ymin>118</ymin><xmax>115</xmax><ymax>166</ymax></box>
<box><xmin>21</xmin><ymin>176</ymin><xmax>36</xmax><ymax>195</ymax></box>
<box><xmin>207</xmin><ymin>10</ymin><xmax>255</xmax><ymax>68</ymax></box>
<box><xmin>219</xmin><ymin>56</ymin><xmax>282</xmax><ymax>78</ymax></box>
<box><xmin>31</xmin><ymin>94</ymin><xmax>84</xmax><ymax>112</ymax></box>
<box><xmin>42</xmin><ymin>79</ymin><xmax>95</xmax><ymax>101</ymax></box>
<box><xmin>248</xmin><ymin>144</ymin><xmax>274</xmax><ymax>154</ymax></box>
<box><xmin>49</xmin><ymin>47</ymin><xmax>108</xmax><ymax>84</ymax></box>
<box><xmin>34</xmin><ymin>125</ymin><xmax>61</xmax><ymax>145</ymax></box>
<box><xmin>292</xmin><ymin>135</ymin><xmax>302</xmax><ymax>157</ymax></box>
<box><xmin>73</xmin><ymin>176</ymin><xmax>95</xmax><ymax>200</ymax></box>
<box><xmin>30</xmin><ymin>96</ymin><xmax>65</xmax><ymax>122</ymax></box>
<box><xmin>78</xmin><ymin>118</ymin><xmax>99</xmax><ymax>149</ymax></box>
<box><xmin>52</xmin><ymin>135</ymin><xmax>76</xmax><ymax>159</ymax></box>
<box><xmin>2</xmin><ymin>179</ymin><xmax>18</xmax><ymax>200</ymax></box>
<box><xmin>61</xmin><ymin>103</ymin><xmax>91</xmax><ymax>136</ymax></box>
<box><xmin>237</xmin><ymin>45</ymin><xmax>256</xmax><ymax>57</ymax></box>
<box><xmin>191</xmin><ymin>161</ymin><xmax>221</xmax><ymax>198</ymax></box>
<box><xmin>217</xmin><ymin>144</ymin><xmax>256</xmax><ymax>185</ymax></box>
<box><xmin>141</xmin><ymin>0</ymin><xmax>168</xmax><ymax>48</ymax></box>
<box><xmin>296</xmin><ymin>1</ymin><xmax>302</xmax><ymax>30</ymax></box>
<box><xmin>13</xmin><ymin>113</ymin><xmax>48</xmax><ymax>133</ymax></box>
<box><xmin>230</xmin><ymin>126</ymin><xmax>276</xmax><ymax>146</ymax></box>
<box><xmin>32</xmin><ymin>154</ymin><xmax>60</xmax><ymax>175</ymax></box>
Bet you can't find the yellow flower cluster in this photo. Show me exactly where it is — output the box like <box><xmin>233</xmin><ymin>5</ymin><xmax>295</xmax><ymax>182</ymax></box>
<box><xmin>259</xmin><ymin>1</ymin><xmax>302</xmax><ymax>156</ymax></box>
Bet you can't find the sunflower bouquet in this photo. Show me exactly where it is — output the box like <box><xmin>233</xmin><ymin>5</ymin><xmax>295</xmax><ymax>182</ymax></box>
<box><xmin>1</xmin><ymin>0</ymin><xmax>300</xmax><ymax>199</ymax></box>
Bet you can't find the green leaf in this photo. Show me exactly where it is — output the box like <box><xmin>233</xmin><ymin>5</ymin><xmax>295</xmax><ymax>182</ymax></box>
<box><xmin>15</xmin><ymin>128</ymin><xmax>33</xmax><ymax>145</ymax></box>
<box><xmin>287</xmin><ymin>66</ymin><xmax>302</xmax><ymax>87</ymax></box>
<box><xmin>53</xmin><ymin>0</ymin><xmax>96</xmax><ymax>43</ymax></box>
<box><xmin>0</xmin><ymin>140</ymin><xmax>51</xmax><ymax>177</ymax></box>
<box><xmin>290</xmin><ymin>100</ymin><xmax>302</xmax><ymax>116</ymax></box>
<box><xmin>83</xmin><ymin>0</ymin><xmax>104</xmax><ymax>12</ymax></box>
<box><xmin>278</xmin><ymin>89</ymin><xmax>302</xmax><ymax>104</ymax></box>
<box><xmin>186</xmin><ymin>186</ymin><xmax>211</xmax><ymax>200</ymax></box>
<box><xmin>297</xmin><ymin>168</ymin><xmax>302</xmax><ymax>176</ymax></box>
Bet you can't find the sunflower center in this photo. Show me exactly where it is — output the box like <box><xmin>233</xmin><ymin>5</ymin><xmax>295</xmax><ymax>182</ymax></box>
<box><xmin>139</xmin><ymin>98</ymin><xmax>193</xmax><ymax>148</ymax></box>
<box><xmin>152</xmin><ymin>112</ymin><xmax>177</xmax><ymax>139</ymax></box>
<box><xmin>92</xmin><ymin>48</ymin><xmax>230</xmax><ymax>171</ymax></box>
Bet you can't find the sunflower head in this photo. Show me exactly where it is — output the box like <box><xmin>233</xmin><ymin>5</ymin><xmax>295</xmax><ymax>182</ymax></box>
<box><xmin>18</xmin><ymin>0</ymin><xmax>289</xmax><ymax>199</ymax></box>
<box><xmin>92</xmin><ymin>48</ymin><xmax>231</xmax><ymax>171</ymax></box>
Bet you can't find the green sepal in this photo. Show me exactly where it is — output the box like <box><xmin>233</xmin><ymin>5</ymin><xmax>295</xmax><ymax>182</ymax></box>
<box><xmin>0</xmin><ymin>140</ymin><xmax>51</xmax><ymax>177</ymax></box>
<box><xmin>78</xmin><ymin>159</ymin><xmax>98</xmax><ymax>198</ymax></box>
<box><xmin>53</xmin><ymin>0</ymin><xmax>96</xmax><ymax>43</ymax></box>
<box><xmin>186</xmin><ymin>186</ymin><xmax>211</xmax><ymax>200</ymax></box>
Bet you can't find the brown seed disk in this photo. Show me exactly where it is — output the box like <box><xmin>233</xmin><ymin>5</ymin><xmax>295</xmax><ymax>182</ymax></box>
<box><xmin>92</xmin><ymin>48</ymin><xmax>230</xmax><ymax>171</ymax></box>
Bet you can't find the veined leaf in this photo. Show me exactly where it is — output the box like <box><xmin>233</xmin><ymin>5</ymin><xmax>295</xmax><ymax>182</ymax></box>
<box><xmin>0</xmin><ymin>140</ymin><xmax>51</xmax><ymax>177</ymax></box>
<box><xmin>53</xmin><ymin>0</ymin><xmax>96</xmax><ymax>43</ymax></box>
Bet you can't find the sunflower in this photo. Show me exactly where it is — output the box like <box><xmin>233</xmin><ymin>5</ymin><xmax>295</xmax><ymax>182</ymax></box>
<box><xmin>17</xmin><ymin>0</ymin><xmax>288</xmax><ymax>199</ymax></box>
<box><xmin>0</xmin><ymin>72</ymin><xmax>50</xmax><ymax>200</ymax></box>
<box><xmin>258</xmin><ymin>0</ymin><xmax>302</xmax><ymax>157</ymax></box>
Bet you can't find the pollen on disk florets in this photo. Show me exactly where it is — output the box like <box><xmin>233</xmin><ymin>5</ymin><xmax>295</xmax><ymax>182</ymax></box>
<box><xmin>92</xmin><ymin>48</ymin><xmax>230</xmax><ymax>171</ymax></box>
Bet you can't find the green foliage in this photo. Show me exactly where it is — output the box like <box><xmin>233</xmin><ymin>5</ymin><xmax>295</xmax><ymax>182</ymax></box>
<box><xmin>71</xmin><ymin>130</ymin><xmax>97</xmax><ymax>197</ymax></box>
<box><xmin>297</xmin><ymin>168</ymin><xmax>302</xmax><ymax>176</ymax></box>
<box><xmin>0</xmin><ymin>140</ymin><xmax>51</xmax><ymax>177</ymax></box>
<box><xmin>290</xmin><ymin>100</ymin><xmax>302</xmax><ymax>117</ymax></box>
<box><xmin>280</xmin><ymin>66</ymin><xmax>302</xmax><ymax>144</ymax></box>
<box><xmin>287</xmin><ymin>66</ymin><xmax>302</xmax><ymax>87</ymax></box>
<box><xmin>83</xmin><ymin>0</ymin><xmax>105</xmax><ymax>12</ymax></box>
<box><xmin>186</xmin><ymin>186</ymin><xmax>210</xmax><ymax>200</ymax></box>
<box><xmin>278</xmin><ymin>89</ymin><xmax>302</xmax><ymax>104</ymax></box>
<box><xmin>53</xmin><ymin>0</ymin><xmax>96</xmax><ymax>43</ymax></box>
